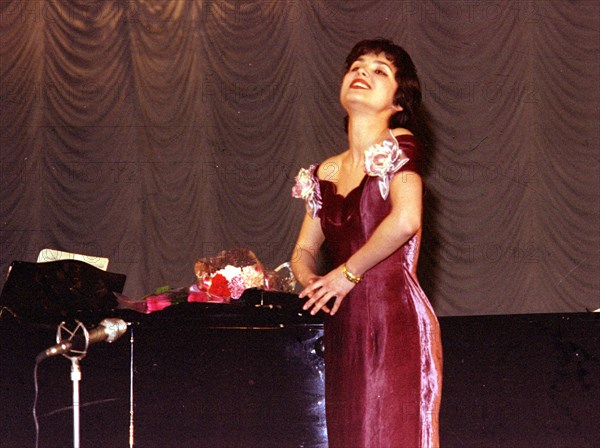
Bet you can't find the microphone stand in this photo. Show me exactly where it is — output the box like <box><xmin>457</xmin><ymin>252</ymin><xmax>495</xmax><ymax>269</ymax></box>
<box><xmin>56</xmin><ymin>321</ymin><xmax>91</xmax><ymax>448</ymax></box>
<box><xmin>70</xmin><ymin>358</ymin><xmax>82</xmax><ymax>448</ymax></box>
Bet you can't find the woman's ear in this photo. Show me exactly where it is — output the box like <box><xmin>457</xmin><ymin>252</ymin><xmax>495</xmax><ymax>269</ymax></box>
<box><xmin>391</xmin><ymin>103</ymin><xmax>403</xmax><ymax>112</ymax></box>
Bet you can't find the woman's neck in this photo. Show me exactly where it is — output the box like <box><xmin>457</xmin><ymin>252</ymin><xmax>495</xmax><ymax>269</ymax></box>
<box><xmin>346</xmin><ymin>115</ymin><xmax>390</xmax><ymax>167</ymax></box>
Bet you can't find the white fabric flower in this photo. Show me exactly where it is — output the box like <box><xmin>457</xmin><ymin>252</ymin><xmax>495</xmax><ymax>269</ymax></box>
<box><xmin>291</xmin><ymin>164</ymin><xmax>322</xmax><ymax>217</ymax></box>
<box><xmin>364</xmin><ymin>132</ymin><xmax>409</xmax><ymax>199</ymax></box>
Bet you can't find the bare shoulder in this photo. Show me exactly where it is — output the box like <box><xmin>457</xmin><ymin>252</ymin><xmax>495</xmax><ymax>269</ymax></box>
<box><xmin>316</xmin><ymin>152</ymin><xmax>346</xmax><ymax>182</ymax></box>
<box><xmin>391</xmin><ymin>127</ymin><xmax>414</xmax><ymax>137</ymax></box>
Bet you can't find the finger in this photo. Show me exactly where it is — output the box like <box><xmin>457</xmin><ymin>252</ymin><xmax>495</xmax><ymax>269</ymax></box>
<box><xmin>310</xmin><ymin>292</ymin><xmax>335</xmax><ymax>315</ymax></box>
<box><xmin>299</xmin><ymin>285</ymin><xmax>313</xmax><ymax>299</ymax></box>
<box><xmin>329</xmin><ymin>295</ymin><xmax>345</xmax><ymax>316</ymax></box>
<box><xmin>304</xmin><ymin>287</ymin><xmax>328</xmax><ymax>310</ymax></box>
<box><xmin>299</xmin><ymin>287</ymin><xmax>310</xmax><ymax>299</ymax></box>
<box><xmin>321</xmin><ymin>295</ymin><xmax>336</xmax><ymax>314</ymax></box>
<box><xmin>302</xmin><ymin>287</ymin><xmax>323</xmax><ymax>310</ymax></box>
<box><xmin>302</xmin><ymin>291</ymin><xmax>322</xmax><ymax>310</ymax></box>
<box><xmin>306</xmin><ymin>301</ymin><xmax>331</xmax><ymax>315</ymax></box>
<box><xmin>299</xmin><ymin>279</ymin><xmax>322</xmax><ymax>299</ymax></box>
<box><xmin>302</xmin><ymin>296</ymin><xmax>316</xmax><ymax>310</ymax></box>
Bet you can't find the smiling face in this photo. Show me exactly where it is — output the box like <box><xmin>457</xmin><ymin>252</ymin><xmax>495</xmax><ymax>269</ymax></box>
<box><xmin>340</xmin><ymin>52</ymin><xmax>402</xmax><ymax>118</ymax></box>
<box><xmin>340</xmin><ymin>39</ymin><xmax>422</xmax><ymax>130</ymax></box>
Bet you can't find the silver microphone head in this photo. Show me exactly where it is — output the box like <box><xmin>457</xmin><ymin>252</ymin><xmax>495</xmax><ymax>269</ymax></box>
<box><xmin>99</xmin><ymin>318</ymin><xmax>128</xmax><ymax>343</ymax></box>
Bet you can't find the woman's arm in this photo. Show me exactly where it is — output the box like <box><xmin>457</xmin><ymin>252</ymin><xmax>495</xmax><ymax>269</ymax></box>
<box><xmin>290</xmin><ymin>212</ymin><xmax>326</xmax><ymax>288</ymax></box>
<box><xmin>300</xmin><ymin>170</ymin><xmax>423</xmax><ymax>315</ymax></box>
<box><xmin>346</xmin><ymin>170</ymin><xmax>422</xmax><ymax>275</ymax></box>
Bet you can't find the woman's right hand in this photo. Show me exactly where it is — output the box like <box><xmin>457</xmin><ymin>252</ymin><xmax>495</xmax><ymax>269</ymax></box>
<box><xmin>300</xmin><ymin>266</ymin><xmax>356</xmax><ymax>316</ymax></box>
<box><xmin>300</xmin><ymin>276</ymin><xmax>331</xmax><ymax>315</ymax></box>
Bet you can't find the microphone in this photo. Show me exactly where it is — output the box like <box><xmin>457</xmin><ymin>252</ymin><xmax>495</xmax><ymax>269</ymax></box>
<box><xmin>36</xmin><ymin>318</ymin><xmax>128</xmax><ymax>362</ymax></box>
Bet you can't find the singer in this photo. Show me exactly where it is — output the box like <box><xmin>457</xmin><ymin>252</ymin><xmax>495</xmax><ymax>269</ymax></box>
<box><xmin>291</xmin><ymin>39</ymin><xmax>443</xmax><ymax>447</ymax></box>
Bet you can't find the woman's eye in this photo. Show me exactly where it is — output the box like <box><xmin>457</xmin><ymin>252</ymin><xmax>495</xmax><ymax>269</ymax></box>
<box><xmin>351</xmin><ymin>66</ymin><xmax>359</xmax><ymax>72</ymax></box>
<box><xmin>375</xmin><ymin>69</ymin><xmax>387</xmax><ymax>76</ymax></box>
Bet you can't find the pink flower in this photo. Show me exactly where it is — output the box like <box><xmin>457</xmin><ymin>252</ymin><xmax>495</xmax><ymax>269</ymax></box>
<box><xmin>292</xmin><ymin>166</ymin><xmax>317</xmax><ymax>199</ymax></box>
<box><xmin>228</xmin><ymin>275</ymin><xmax>246</xmax><ymax>299</ymax></box>
<box><xmin>364</xmin><ymin>134</ymin><xmax>409</xmax><ymax>199</ymax></box>
<box><xmin>145</xmin><ymin>295</ymin><xmax>173</xmax><ymax>313</ymax></box>
<box><xmin>292</xmin><ymin>165</ymin><xmax>322</xmax><ymax>217</ymax></box>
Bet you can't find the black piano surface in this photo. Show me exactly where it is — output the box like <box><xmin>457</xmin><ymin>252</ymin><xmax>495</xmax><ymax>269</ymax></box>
<box><xmin>1</xmin><ymin>281</ymin><xmax>329</xmax><ymax>448</ymax></box>
<box><xmin>1</xmin><ymin>264</ymin><xmax>599</xmax><ymax>447</ymax></box>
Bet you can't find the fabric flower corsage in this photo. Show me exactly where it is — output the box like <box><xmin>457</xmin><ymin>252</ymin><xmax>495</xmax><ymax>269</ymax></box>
<box><xmin>292</xmin><ymin>164</ymin><xmax>322</xmax><ymax>217</ymax></box>
<box><xmin>364</xmin><ymin>133</ymin><xmax>409</xmax><ymax>199</ymax></box>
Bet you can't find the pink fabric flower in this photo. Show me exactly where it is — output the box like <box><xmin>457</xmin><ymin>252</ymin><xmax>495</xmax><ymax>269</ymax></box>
<box><xmin>364</xmin><ymin>133</ymin><xmax>409</xmax><ymax>199</ymax></box>
<box><xmin>292</xmin><ymin>164</ymin><xmax>322</xmax><ymax>217</ymax></box>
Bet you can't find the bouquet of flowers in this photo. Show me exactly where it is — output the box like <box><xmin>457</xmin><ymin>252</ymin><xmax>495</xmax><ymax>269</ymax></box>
<box><xmin>116</xmin><ymin>248</ymin><xmax>298</xmax><ymax>314</ymax></box>
<box><xmin>194</xmin><ymin>248</ymin><xmax>266</xmax><ymax>300</ymax></box>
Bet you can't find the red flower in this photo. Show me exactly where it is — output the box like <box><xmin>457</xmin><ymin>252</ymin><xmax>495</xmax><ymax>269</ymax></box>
<box><xmin>208</xmin><ymin>273</ymin><xmax>230</xmax><ymax>297</ymax></box>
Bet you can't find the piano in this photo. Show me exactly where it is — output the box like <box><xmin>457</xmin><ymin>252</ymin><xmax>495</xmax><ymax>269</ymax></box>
<box><xmin>1</xmin><ymin>260</ymin><xmax>598</xmax><ymax>447</ymax></box>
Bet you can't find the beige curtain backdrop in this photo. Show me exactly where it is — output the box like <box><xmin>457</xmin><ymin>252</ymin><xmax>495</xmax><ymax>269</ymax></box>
<box><xmin>1</xmin><ymin>1</ymin><xmax>598</xmax><ymax>315</ymax></box>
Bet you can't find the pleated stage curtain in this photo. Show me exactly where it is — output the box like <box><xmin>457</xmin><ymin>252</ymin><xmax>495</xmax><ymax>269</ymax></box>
<box><xmin>1</xmin><ymin>1</ymin><xmax>598</xmax><ymax>315</ymax></box>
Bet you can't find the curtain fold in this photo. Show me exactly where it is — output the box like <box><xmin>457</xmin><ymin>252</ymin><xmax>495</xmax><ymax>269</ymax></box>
<box><xmin>1</xmin><ymin>0</ymin><xmax>598</xmax><ymax>315</ymax></box>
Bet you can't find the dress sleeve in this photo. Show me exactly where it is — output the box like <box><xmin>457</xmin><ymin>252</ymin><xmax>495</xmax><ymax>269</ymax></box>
<box><xmin>395</xmin><ymin>135</ymin><xmax>422</xmax><ymax>176</ymax></box>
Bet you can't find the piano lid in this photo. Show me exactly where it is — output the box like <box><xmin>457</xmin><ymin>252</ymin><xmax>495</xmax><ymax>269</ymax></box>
<box><xmin>0</xmin><ymin>260</ymin><xmax>126</xmax><ymax>325</ymax></box>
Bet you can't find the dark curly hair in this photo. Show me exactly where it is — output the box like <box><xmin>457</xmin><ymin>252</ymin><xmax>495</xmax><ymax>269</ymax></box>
<box><xmin>344</xmin><ymin>38</ymin><xmax>422</xmax><ymax>130</ymax></box>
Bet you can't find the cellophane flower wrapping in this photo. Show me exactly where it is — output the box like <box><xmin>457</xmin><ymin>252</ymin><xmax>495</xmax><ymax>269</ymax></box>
<box><xmin>194</xmin><ymin>248</ymin><xmax>266</xmax><ymax>300</ymax></box>
<box><xmin>117</xmin><ymin>248</ymin><xmax>298</xmax><ymax>314</ymax></box>
<box><xmin>194</xmin><ymin>248</ymin><xmax>298</xmax><ymax>300</ymax></box>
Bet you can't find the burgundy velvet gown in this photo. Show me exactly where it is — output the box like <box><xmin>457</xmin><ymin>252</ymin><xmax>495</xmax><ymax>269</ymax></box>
<box><xmin>315</xmin><ymin>135</ymin><xmax>443</xmax><ymax>448</ymax></box>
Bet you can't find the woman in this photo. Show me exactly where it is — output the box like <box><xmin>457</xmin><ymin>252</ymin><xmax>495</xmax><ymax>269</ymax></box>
<box><xmin>291</xmin><ymin>39</ymin><xmax>443</xmax><ymax>448</ymax></box>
